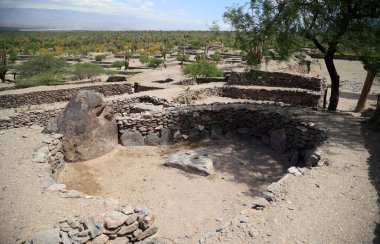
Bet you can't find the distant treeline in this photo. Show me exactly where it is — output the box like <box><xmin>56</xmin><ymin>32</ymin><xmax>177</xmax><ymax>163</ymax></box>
<box><xmin>0</xmin><ymin>31</ymin><xmax>237</xmax><ymax>56</ymax></box>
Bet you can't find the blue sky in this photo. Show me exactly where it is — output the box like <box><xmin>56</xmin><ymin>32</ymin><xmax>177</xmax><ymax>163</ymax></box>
<box><xmin>0</xmin><ymin>0</ymin><xmax>247</xmax><ymax>30</ymax></box>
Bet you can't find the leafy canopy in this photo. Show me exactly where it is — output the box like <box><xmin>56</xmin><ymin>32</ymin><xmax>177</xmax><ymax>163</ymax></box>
<box><xmin>183</xmin><ymin>60</ymin><xmax>223</xmax><ymax>79</ymax></box>
<box><xmin>17</xmin><ymin>55</ymin><xmax>69</xmax><ymax>78</ymax></box>
<box><xmin>224</xmin><ymin>0</ymin><xmax>380</xmax><ymax>65</ymax></box>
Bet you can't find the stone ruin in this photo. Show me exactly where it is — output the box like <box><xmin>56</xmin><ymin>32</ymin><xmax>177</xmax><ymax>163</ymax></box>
<box><xmin>24</xmin><ymin>82</ymin><xmax>330</xmax><ymax>243</ymax></box>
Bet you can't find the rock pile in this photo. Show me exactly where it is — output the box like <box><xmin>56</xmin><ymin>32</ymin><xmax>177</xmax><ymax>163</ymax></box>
<box><xmin>32</xmin><ymin>133</ymin><xmax>65</xmax><ymax>179</ymax></box>
<box><xmin>25</xmin><ymin>207</ymin><xmax>162</xmax><ymax>244</ymax></box>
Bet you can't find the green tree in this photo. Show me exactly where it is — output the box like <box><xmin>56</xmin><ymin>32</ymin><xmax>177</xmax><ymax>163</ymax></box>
<box><xmin>148</xmin><ymin>57</ymin><xmax>164</xmax><ymax>69</ymax></box>
<box><xmin>112</xmin><ymin>61</ymin><xmax>124</xmax><ymax>70</ymax></box>
<box><xmin>73</xmin><ymin>63</ymin><xmax>105</xmax><ymax>80</ymax></box>
<box><xmin>347</xmin><ymin>21</ymin><xmax>380</xmax><ymax>112</ymax></box>
<box><xmin>224</xmin><ymin>0</ymin><xmax>380</xmax><ymax>111</ymax></box>
<box><xmin>139</xmin><ymin>55</ymin><xmax>150</xmax><ymax>65</ymax></box>
<box><xmin>17</xmin><ymin>55</ymin><xmax>68</xmax><ymax>78</ymax></box>
<box><xmin>183</xmin><ymin>60</ymin><xmax>223</xmax><ymax>80</ymax></box>
<box><xmin>95</xmin><ymin>54</ymin><xmax>106</xmax><ymax>62</ymax></box>
<box><xmin>210</xmin><ymin>52</ymin><xmax>222</xmax><ymax>63</ymax></box>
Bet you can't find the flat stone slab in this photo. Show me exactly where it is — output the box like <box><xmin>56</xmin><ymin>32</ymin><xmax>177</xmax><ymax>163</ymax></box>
<box><xmin>164</xmin><ymin>150</ymin><xmax>214</xmax><ymax>176</ymax></box>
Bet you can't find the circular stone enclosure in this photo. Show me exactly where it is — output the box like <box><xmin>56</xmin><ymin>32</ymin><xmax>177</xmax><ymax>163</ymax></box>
<box><xmin>58</xmin><ymin>103</ymin><xmax>327</xmax><ymax>242</ymax></box>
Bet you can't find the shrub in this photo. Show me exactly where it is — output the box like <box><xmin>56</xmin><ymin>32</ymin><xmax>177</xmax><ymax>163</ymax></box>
<box><xmin>139</xmin><ymin>56</ymin><xmax>164</xmax><ymax>68</ymax></box>
<box><xmin>95</xmin><ymin>54</ymin><xmax>107</xmax><ymax>62</ymax></box>
<box><xmin>17</xmin><ymin>55</ymin><xmax>69</xmax><ymax>78</ymax></box>
<box><xmin>112</xmin><ymin>61</ymin><xmax>124</xmax><ymax>69</ymax></box>
<box><xmin>182</xmin><ymin>60</ymin><xmax>223</xmax><ymax>79</ymax></box>
<box><xmin>210</xmin><ymin>53</ymin><xmax>222</xmax><ymax>62</ymax></box>
<box><xmin>139</xmin><ymin>55</ymin><xmax>150</xmax><ymax>64</ymax></box>
<box><xmin>148</xmin><ymin>58</ymin><xmax>164</xmax><ymax>69</ymax></box>
<box><xmin>73</xmin><ymin>63</ymin><xmax>106</xmax><ymax>80</ymax></box>
<box><xmin>176</xmin><ymin>55</ymin><xmax>189</xmax><ymax>62</ymax></box>
<box><xmin>15</xmin><ymin>71</ymin><xmax>64</xmax><ymax>88</ymax></box>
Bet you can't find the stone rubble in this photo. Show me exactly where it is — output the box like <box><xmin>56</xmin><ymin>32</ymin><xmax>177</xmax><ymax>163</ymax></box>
<box><xmin>24</xmin><ymin>207</ymin><xmax>161</xmax><ymax>244</ymax></box>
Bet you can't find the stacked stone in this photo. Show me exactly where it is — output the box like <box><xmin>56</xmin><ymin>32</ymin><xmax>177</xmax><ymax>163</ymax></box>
<box><xmin>32</xmin><ymin>133</ymin><xmax>64</xmax><ymax>180</ymax></box>
<box><xmin>195</xmin><ymin>77</ymin><xmax>226</xmax><ymax>84</ymax></box>
<box><xmin>0</xmin><ymin>83</ymin><xmax>133</xmax><ymax>109</ymax></box>
<box><xmin>109</xmin><ymin>96</ymin><xmax>171</xmax><ymax>115</ymax></box>
<box><xmin>25</xmin><ymin>208</ymin><xmax>160</xmax><ymax>244</ymax></box>
<box><xmin>0</xmin><ymin>96</ymin><xmax>171</xmax><ymax>131</ymax></box>
<box><xmin>206</xmin><ymin>87</ymin><xmax>321</xmax><ymax>107</ymax></box>
<box><xmin>228</xmin><ymin>71</ymin><xmax>322</xmax><ymax>92</ymax></box>
<box><xmin>117</xmin><ymin>104</ymin><xmax>327</xmax><ymax>165</ymax></box>
<box><xmin>0</xmin><ymin>109</ymin><xmax>61</xmax><ymax>130</ymax></box>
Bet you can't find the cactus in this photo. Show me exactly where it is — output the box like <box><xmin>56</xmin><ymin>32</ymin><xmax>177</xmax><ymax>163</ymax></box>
<box><xmin>0</xmin><ymin>41</ymin><xmax>8</xmax><ymax>82</ymax></box>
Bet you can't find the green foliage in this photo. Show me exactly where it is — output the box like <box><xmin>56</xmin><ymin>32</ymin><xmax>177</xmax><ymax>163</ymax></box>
<box><xmin>182</xmin><ymin>60</ymin><xmax>223</xmax><ymax>79</ymax></box>
<box><xmin>176</xmin><ymin>55</ymin><xmax>189</xmax><ymax>62</ymax></box>
<box><xmin>224</xmin><ymin>0</ymin><xmax>380</xmax><ymax>110</ymax></box>
<box><xmin>148</xmin><ymin>58</ymin><xmax>164</xmax><ymax>69</ymax></box>
<box><xmin>210</xmin><ymin>53</ymin><xmax>222</xmax><ymax>62</ymax></box>
<box><xmin>9</xmin><ymin>51</ymin><xmax>18</xmax><ymax>63</ymax></box>
<box><xmin>139</xmin><ymin>55</ymin><xmax>164</xmax><ymax>68</ymax></box>
<box><xmin>95</xmin><ymin>54</ymin><xmax>107</xmax><ymax>61</ymax></box>
<box><xmin>139</xmin><ymin>55</ymin><xmax>150</xmax><ymax>64</ymax></box>
<box><xmin>17</xmin><ymin>55</ymin><xmax>68</xmax><ymax>78</ymax></box>
<box><xmin>15</xmin><ymin>71</ymin><xmax>64</xmax><ymax>88</ymax></box>
<box><xmin>112</xmin><ymin>61</ymin><xmax>124</xmax><ymax>69</ymax></box>
<box><xmin>73</xmin><ymin>63</ymin><xmax>106</xmax><ymax>80</ymax></box>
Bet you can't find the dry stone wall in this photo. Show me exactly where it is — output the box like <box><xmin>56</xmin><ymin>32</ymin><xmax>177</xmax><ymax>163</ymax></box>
<box><xmin>0</xmin><ymin>96</ymin><xmax>170</xmax><ymax>130</ymax></box>
<box><xmin>228</xmin><ymin>71</ymin><xmax>324</xmax><ymax>92</ymax></box>
<box><xmin>117</xmin><ymin>103</ymin><xmax>328</xmax><ymax>166</ymax></box>
<box><xmin>32</xmin><ymin>133</ymin><xmax>65</xmax><ymax>180</ymax></box>
<box><xmin>212</xmin><ymin>87</ymin><xmax>322</xmax><ymax>107</ymax></box>
<box><xmin>0</xmin><ymin>83</ymin><xmax>133</xmax><ymax>109</ymax></box>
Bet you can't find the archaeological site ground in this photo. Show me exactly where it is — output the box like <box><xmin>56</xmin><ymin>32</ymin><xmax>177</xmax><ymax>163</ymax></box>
<box><xmin>0</xmin><ymin>43</ymin><xmax>379</xmax><ymax>244</ymax></box>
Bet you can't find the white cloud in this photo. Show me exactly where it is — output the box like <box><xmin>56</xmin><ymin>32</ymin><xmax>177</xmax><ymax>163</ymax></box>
<box><xmin>0</xmin><ymin>0</ymin><xmax>207</xmax><ymax>29</ymax></box>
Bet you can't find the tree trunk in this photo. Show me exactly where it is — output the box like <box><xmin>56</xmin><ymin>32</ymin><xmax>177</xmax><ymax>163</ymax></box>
<box><xmin>354</xmin><ymin>69</ymin><xmax>377</xmax><ymax>113</ymax></box>
<box><xmin>324</xmin><ymin>56</ymin><xmax>340</xmax><ymax>111</ymax></box>
<box><xmin>0</xmin><ymin>71</ymin><xmax>6</xmax><ymax>83</ymax></box>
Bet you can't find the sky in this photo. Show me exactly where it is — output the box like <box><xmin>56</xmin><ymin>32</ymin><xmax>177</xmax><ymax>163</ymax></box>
<box><xmin>0</xmin><ymin>0</ymin><xmax>247</xmax><ymax>30</ymax></box>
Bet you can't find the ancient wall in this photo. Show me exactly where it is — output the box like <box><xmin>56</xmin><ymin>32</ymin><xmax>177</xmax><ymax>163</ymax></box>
<box><xmin>212</xmin><ymin>87</ymin><xmax>321</xmax><ymax>107</ymax></box>
<box><xmin>0</xmin><ymin>96</ymin><xmax>170</xmax><ymax>130</ymax></box>
<box><xmin>0</xmin><ymin>83</ymin><xmax>133</xmax><ymax>109</ymax></box>
<box><xmin>195</xmin><ymin>77</ymin><xmax>227</xmax><ymax>84</ymax></box>
<box><xmin>32</xmin><ymin>133</ymin><xmax>65</xmax><ymax>180</ymax></box>
<box><xmin>228</xmin><ymin>71</ymin><xmax>323</xmax><ymax>92</ymax></box>
<box><xmin>116</xmin><ymin>104</ymin><xmax>327</xmax><ymax>166</ymax></box>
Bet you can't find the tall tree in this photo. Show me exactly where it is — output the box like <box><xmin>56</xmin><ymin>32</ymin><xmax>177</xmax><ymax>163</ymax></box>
<box><xmin>224</xmin><ymin>0</ymin><xmax>380</xmax><ymax>111</ymax></box>
<box><xmin>345</xmin><ymin>20</ymin><xmax>380</xmax><ymax>112</ymax></box>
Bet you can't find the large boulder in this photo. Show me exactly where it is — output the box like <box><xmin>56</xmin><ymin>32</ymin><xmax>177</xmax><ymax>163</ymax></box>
<box><xmin>56</xmin><ymin>90</ymin><xmax>117</xmax><ymax>162</ymax></box>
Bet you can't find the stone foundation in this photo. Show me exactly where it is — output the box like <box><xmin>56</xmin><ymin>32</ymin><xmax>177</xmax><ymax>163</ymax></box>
<box><xmin>0</xmin><ymin>83</ymin><xmax>133</xmax><ymax>109</ymax></box>
<box><xmin>228</xmin><ymin>71</ymin><xmax>324</xmax><ymax>92</ymax></box>
<box><xmin>116</xmin><ymin>103</ymin><xmax>327</xmax><ymax>166</ymax></box>
<box><xmin>0</xmin><ymin>96</ymin><xmax>170</xmax><ymax>130</ymax></box>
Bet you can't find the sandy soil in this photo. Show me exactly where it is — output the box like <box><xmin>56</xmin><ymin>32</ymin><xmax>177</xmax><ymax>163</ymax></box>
<box><xmin>59</xmin><ymin>140</ymin><xmax>290</xmax><ymax>243</ymax></box>
<box><xmin>0</xmin><ymin>57</ymin><xmax>379</xmax><ymax>243</ymax></box>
